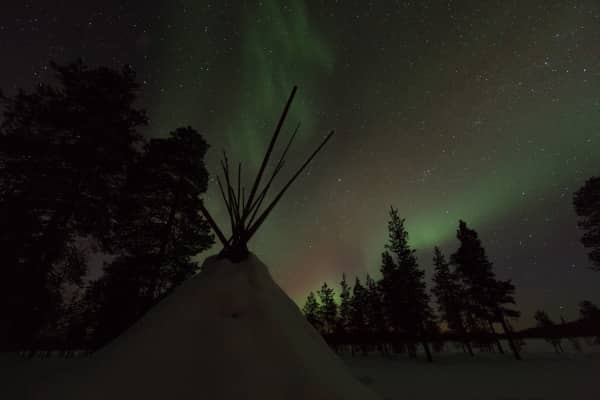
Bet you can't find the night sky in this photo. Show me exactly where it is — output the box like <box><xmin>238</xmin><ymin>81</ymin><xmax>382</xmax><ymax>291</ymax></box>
<box><xmin>1</xmin><ymin>0</ymin><xmax>599</xmax><ymax>327</ymax></box>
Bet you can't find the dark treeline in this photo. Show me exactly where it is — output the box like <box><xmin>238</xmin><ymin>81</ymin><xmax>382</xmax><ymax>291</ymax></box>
<box><xmin>0</xmin><ymin>61</ymin><xmax>214</xmax><ymax>356</ymax></box>
<box><xmin>303</xmin><ymin>207</ymin><xmax>523</xmax><ymax>362</ymax></box>
<box><xmin>528</xmin><ymin>302</ymin><xmax>600</xmax><ymax>353</ymax></box>
<box><xmin>303</xmin><ymin>207</ymin><xmax>600</xmax><ymax>362</ymax></box>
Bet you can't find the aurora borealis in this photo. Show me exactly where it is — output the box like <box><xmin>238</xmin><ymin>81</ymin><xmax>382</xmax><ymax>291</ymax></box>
<box><xmin>1</xmin><ymin>0</ymin><xmax>600</xmax><ymax>326</ymax></box>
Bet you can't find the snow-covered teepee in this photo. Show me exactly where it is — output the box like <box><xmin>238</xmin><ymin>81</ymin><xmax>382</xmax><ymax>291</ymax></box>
<box><xmin>35</xmin><ymin>87</ymin><xmax>380</xmax><ymax>399</ymax></box>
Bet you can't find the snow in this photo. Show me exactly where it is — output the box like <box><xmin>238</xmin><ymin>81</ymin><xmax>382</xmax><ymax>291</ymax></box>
<box><xmin>2</xmin><ymin>340</ymin><xmax>600</xmax><ymax>399</ymax></box>
<box><xmin>345</xmin><ymin>347</ymin><xmax>600</xmax><ymax>400</ymax></box>
<box><xmin>3</xmin><ymin>340</ymin><xmax>600</xmax><ymax>399</ymax></box>
<box><xmin>17</xmin><ymin>253</ymin><xmax>380</xmax><ymax>399</ymax></box>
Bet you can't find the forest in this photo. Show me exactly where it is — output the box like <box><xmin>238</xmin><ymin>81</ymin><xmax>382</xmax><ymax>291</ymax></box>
<box><xmin>301</xmin><ymin>209</ymin><xmax>600</xmax><ymax>362</ymax></box>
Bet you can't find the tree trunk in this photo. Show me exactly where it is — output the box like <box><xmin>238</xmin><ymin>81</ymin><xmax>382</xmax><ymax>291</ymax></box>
<box><xmin>377</xmin><ymin>343</ymin><xmax>386</xmax><ymax>357</ymax></box>
<box><xmin>422</xmin><ymin>340</ymin><xmax>433</xmax><ymax>362</ymax></box>
<box><xmin>461</xmin><ymin>312</ymin><xmax>477</xmax><ymax>356</ymax></box>
<box><xmin>499</xmin><ymin>316</ymin><xmax>521</xmax><ymax>360</ymax></box>
<box><xmin>465</xmin><ymin>341</ymin><xmax>474</xmax><ymax>356</ymax></box>
<box><xmin>457</xmin><ymin>320</ymin><xmax>474</xmax><ymax>356</ymax></box>
<box><xmin>488</xmin><ymin>320</ymin><xmax>505</xmax><ymax>354</ymax></box>
<box><xmin>407</xmin><ymin>342</ymin><xmax>417</xmax><ymax>358</ymax></box>
<box><xmin>460</xmin><ymin>342</ymin><xmax>474</xmax><ymax>356</ymax></box>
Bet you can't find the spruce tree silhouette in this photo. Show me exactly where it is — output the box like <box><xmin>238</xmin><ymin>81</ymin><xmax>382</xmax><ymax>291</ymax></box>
<box><xmin>337</xmin><ymin>273</ymin><xmax>352</xmax><ymax>344</ymax></box>
<box><xmin>573</xmin><ymin>176</ymin><xmax>600</xmax><ymax>271</ymax></box>
<box><xmin>317</xmin><ymin>282</ymin><xmax>338</xmax><ymax>336</ymax></box>
<box><xmin>0</xmin><ymin>60</ymin><xmax>146</xmax><ymax>354</ymax></box>
<box><xmin>451</xmin><ymin>220</ymin><xmax>522</xmax><ymax>360</ymax></box>
<box><xmin>488</xmin><ymin>279</ymin><xmax>522</xmax><ymax>360</ymax></box>
<box><xmin>431</xmin><ymin>246</ymin><xmax>473</xmax><ymax>356</ymax></box>
<box><xmin>364</xmin><ymin>273</ymin><xmax>387</xmax><ymax>356</ymax></box>
<box><xmin>349</xmin><ymin>277</ymin><xmax>368</xmax><ymax>356</ymax></box>
<box><xmin>379</xmin><ymin>207</ymin><xmax>434</xmax><ymax>362</ymax></box>
<box><xmin>302</xmin><ymin>291</ymin><xmax>322</xmax><ymax>333</ymax></box>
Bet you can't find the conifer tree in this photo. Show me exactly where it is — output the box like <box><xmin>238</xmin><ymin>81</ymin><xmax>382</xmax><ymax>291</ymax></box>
<box><xmin>364</xmin><ymin>274</ymin><xmax>385</xmax><ymax>336</ymax></box>
<box><xmin>379</xmin><ymin>207</ymin><xmax>434</xmax><ymax>361</ymax></box>
<box><xmin>317</xmin><ymin>282</ymin><xmax>338</xmax><ymax>335</ymax></box>
<box><xmin>451</xmin><ymin>220</ymin><xmax>522</xmax><ymax>359</ymax></box>
<box><xmin>365</xmin><ymin>273</ymin><xmax>387</xmax><ymax>355</ymax></box>
<box><xmin>431</xmin><ymin>246</ymin><xmax>473</xmax><ymax>355</ymax></box>
<box><xmin>302</xmin><ymin>291</ymin><xmax>322</xmax><ymax>332</ymax></box>
<box><xmin>338</xmin><ymin>273</ymin><xmax>352</xmax><ymax>336</ymax></box>
<box><xmin>488</xmin><ymin>279</ymin><xmax>522</xmax><ymax>359</ymax></box>
<box><xmin>450</xmin><ymin>221</ymin><xmax>496</xmax><ymax>324</ymax></box>
<box><xmin>349</xmin><ymin>277</ymin><xmax>368</xmax><ymax>354</ymax></box>
<box><xmin>379</xmin><ymin>251</ymin><xmax>398</xmax><ymax>327</ymax></box>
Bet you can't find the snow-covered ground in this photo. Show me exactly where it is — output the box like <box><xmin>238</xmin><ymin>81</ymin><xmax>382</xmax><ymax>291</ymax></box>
<box><xmin>344</xmin><ymin>338</ymin><xmax>600</xmax><ymax>400</ymax></box>
<box><xmin>2</xmin><ymin>339</ymin><xmax>598</xmax><ymax>399</ymax></box>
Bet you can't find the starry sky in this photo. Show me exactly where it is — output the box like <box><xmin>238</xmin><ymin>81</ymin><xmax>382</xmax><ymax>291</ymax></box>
<box><xmin>1</xmin><ymin>0</ymin><xmax>599</xmax><ymax>327</ymax></box>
